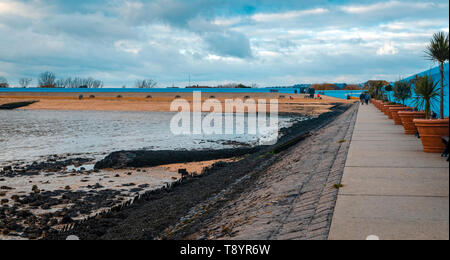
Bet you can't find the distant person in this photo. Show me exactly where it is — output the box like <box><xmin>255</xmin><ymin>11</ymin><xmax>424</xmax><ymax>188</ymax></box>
<box><xmin>364</xmin><ymin>93</ymin><xmax>370</xmax><ymax>105</ymax></box>
<box><xmin>359</xmin><ymin>93</ymin><xmax>365</xmax><ymax>105</ymax></box>
<box><xmin>309</xmin><ymin>88</ymin><xmax>315</xmax><ymax>99</ymax></box>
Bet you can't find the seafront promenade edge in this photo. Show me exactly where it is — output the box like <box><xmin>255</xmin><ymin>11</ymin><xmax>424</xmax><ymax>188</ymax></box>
<box><xmin>329</xmin><ymin>103</ymin><xmax>449</xmax><ymax>240</ymax></box>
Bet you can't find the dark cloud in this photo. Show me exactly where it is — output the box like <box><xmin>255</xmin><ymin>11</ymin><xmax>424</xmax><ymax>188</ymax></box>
<box><xmin>203</xmin><ymin>31</ymin><xmax>252</xmax><ymax>58</ymax></box>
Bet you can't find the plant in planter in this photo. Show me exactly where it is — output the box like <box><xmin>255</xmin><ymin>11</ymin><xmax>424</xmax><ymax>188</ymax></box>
<box><xmin>413</xmin><ymin>32</ymin><xmax>449</xmax><ymax>153</ymax></box>
<box><xmin>384</xmin><ymin>85</ymin><xmax>393</xmax><ymax>102</ymax></box>
<box><xmin>424</xmin><ymin>31</ymin><xmax>449</xmax><ymax>119</ymax></box>
<box><xmin>388</xmin><ymin>81</ymin><xmax>414</xmax><ymax>124</ymax></box>
<box><xmin>412</xmin><ymin>76</ymin><xmax>439</xmax><ymax>119</ymax></box>
<box><xmin>393</xmin><ymin>81</ymin><xmax>412</xmax><ymax>105</ymax></box>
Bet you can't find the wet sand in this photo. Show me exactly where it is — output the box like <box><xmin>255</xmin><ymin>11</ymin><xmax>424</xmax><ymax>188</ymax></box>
<box><xmin>0</xmin><ymin>92</ymin><xmax>355</xmax><ymax>116</ymax></box>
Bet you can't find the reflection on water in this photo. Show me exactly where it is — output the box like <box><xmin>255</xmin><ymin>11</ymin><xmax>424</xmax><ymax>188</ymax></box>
<box><xmin>0</xmin><ymin>110</ymin><xmax>299</xmax><ymax>163</ymax></box>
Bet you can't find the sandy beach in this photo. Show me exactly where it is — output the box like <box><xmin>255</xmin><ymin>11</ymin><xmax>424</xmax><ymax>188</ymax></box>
<box><xmin>0</xmin><ymin>92</ymin><xmax>354</xmax><ymax>116</ymax></box>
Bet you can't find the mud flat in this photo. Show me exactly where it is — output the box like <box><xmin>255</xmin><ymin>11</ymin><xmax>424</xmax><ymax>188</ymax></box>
<box><xmin>44</xmin><ymin>103</ymin><xmax>357</xmax><ymax>240</ymax></box>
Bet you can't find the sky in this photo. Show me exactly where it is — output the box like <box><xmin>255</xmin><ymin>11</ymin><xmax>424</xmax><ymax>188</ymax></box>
<box><xmin>0</xmin><ymin>0</ymin><xmax>449</xmax><ymax>87</ymax></box>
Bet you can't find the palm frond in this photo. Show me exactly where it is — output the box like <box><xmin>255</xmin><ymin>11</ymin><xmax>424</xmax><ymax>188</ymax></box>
<box><xmin>424</xmin><ymin>31</ymin><xmax>450</xmax><ymax>63</ymax></box>
<box><xmin>413</xmin><ymin>75</ymin><xmax>440</xmax><ymax>118</ymax></box>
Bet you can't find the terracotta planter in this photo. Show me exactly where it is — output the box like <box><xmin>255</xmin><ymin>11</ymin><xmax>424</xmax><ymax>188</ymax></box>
<box><xmin>387</xmin><ymin>105</ymin><xmax>406</xmax><ymax>119</ymax></box>
<box><xmin>398</xmin><ymin>111</ymin><xmax>426</xmax><ymax>134</ymax></box>
<box><xmin>373</xmin><ymin>100</ymin><xmax>380</xmax><ymax>109</ymax></box>
<box><xmin>375</xmin><ymin>100</ymin><xmax>383</xmax><ymax>110</ymax></box>
<box><xmin>414</xmin><ymin>119</ymin><xmax>449</xmax><ymax>153</ymax></box>
<box><xmin>377</xmin><ymin>101</ymin><xmax>386</xmax><ymax>111</ymax></box>
<box><xmin>383</xmin><ymin>104</ymin><xmax>403</xmax><ymax>116</ymax></box>
<box><xmin>390</xmin><ymin>107</ymin><xmax>413</xmax><ymax>125</ymax></box>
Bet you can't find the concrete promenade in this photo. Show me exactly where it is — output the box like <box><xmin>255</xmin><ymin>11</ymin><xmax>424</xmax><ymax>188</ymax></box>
<box><xmin>329</xmin><ymin>103</ymin><xmax>449</xmax><ymax>240</ymax></box>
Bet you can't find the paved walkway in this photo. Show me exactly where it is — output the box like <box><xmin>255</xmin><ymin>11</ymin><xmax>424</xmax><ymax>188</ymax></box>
<box><xmin>329</xmin><ymin>104</ymin><xmax>449</xmax><ymax>240</ymax></box>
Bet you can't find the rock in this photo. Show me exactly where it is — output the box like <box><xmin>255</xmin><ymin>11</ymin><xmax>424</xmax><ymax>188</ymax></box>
<box><xmin>64</xmin><ymin>186</ymin><xmax>71</xmax><ymax>190</ymax></box>
<box><xmin>0</xmin><ymin>186</ymin><xmax>13</xmax><ymax>190</ymax></box>
<box><xmin>61</xmin><ymin>215</ymin><xmax>73</xmax><ymax>224</ymax></box>
<box><xmin>40</xmin><ymin>204</ymin><xmax>51</xmax><ymax>210</ymax></box>
<box><xmin>94</xmin><ymin>148</ymin><xmax>262</xmax><ymax>169</ymax></box>
<box><xmin>16</xmin><ymin>210</ymin><xmax>32</xmax><ymax>218</ymax></box>
<box><xmin>23</xmin><ymin>171</ymin><xmax>39</xmax><ymax>176</ymax></box>
<box><xmin>2</xmin><ymin>166</ymin><xmax>12</xmax><ymax>171</ymax></box>
<box><xmin>0</xmin><ymin>192</ymin><xmax>6</xmax><ymax>197</ymax></box>
<box><xmin>1</xmin><ymin>199</ymin><xmax>9</xmax><ymax>204</ymax></box>
<box><xmin>32</xmin><ymin>185</ymin><xmax>40</xmax><ymax>194</ymax></box>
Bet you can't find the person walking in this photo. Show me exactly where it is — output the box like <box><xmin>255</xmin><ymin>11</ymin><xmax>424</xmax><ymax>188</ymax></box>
<box><xmin>364</xmin><ymin>92</ymin><xmax>370</xmax><ymax>105</ymax></box>
<box><xmin>360</xmin><ymin>93</ymin><xmax>365</xmax><ymax>105</ymax></box>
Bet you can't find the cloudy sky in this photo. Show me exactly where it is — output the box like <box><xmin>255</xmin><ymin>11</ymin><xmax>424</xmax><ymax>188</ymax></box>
<box><xmin>0</xmin><ymin>0</ymin><xmax>448</xmax><ymax>87</ymax></box>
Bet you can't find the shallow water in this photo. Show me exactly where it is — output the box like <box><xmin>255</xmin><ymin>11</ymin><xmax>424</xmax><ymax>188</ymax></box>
<box><xmin>0</xmin><ymin>110</ymin><xmax>299</xmax><ymax>164</ymax></box>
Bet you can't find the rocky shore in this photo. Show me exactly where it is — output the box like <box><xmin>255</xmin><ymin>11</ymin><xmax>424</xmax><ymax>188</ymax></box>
<box><xmin>0</xmin><ymin>149</ymin><xmax>247</xmax><ymax>239</ymax></box>
<box><xmin>43</xmin><ymin>103</ymin><xmax>356</xmax><ymax>240</ymax></box>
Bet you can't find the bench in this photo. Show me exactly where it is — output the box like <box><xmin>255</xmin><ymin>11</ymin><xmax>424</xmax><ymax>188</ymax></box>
<box><xmin>442</xmin><ymin>136</ymin><xmax>449</xmax><ymax>161</ymax></box>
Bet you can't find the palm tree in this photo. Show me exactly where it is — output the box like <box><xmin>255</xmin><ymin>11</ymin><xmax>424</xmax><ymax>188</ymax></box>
<box><xmin>413</xmin><ymin>76</ymin><xmax>440</xmax><ymax>119</ymax></box>
<box><xmin>425</xmin><ymin>31</ymin><xmax>449</xmax><ymax>119</ymax></box>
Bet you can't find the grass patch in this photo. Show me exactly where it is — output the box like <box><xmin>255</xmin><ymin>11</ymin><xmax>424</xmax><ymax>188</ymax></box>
<box><xmin>333</xmin><ymin>183</ymin><xmax>344</xmax><ymax>189</ymax></box>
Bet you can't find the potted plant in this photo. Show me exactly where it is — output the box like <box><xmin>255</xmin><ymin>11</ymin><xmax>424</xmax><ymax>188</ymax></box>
<box><xmin>398</xmin><ymin>76</ymin><xmax>427</xmax><ymax>134</ymax></box>
<box><xmin>413</xmin><ymin>76</ymin><xmax>449</xmax><ymax>152</ymax></box>
<box><xmin>413</xmin><ymin>32</ymin><xmax>449</xmax><ymax>153</ymax></box>
<box><xmin>393</xmin><ymin>81</ymin><xmax>412</xmax><ymax>106</ymax></box>
<box><xmin>389</xmin><ymin>81</ymin><xmax>413</xmax><ymax>124</ymax></box>
<box><xmin>424</xmin><ymin>31</ymin><xmax>449</xmax><ymax>119</ymax></box>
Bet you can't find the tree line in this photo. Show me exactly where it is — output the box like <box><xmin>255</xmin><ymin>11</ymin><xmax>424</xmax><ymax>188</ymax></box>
<box><xmin>0</xmin><ymin>72</ymin><xmax>162</xmax><ymax>89</ymax></box>
<box><xmin>0</xmin><ymin>72</ymin><xmax>104</xmax><ymax>88</ymax></box>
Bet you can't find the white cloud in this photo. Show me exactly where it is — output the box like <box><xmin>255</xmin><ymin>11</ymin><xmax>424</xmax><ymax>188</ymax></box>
<box><xmin>213</xmin><ymin>17</ymin><xmax>242</xmax><ymax>26</ymax></box>
<box><xmin>251</xmin><ymin>8</ymin><xmax>328</xmax><ymax>22</ymax></box>
<box><xmin>341</xmin><ymin>1</ymin><xmax>438</xmax><ymax>14</ymax></box>
<box><xmin>377</xmin><ymin>42</ymin><xmax>399</xmax><ymax>55</ymax></box>
<box><xmin>0</xmin><ymin>0</ymin><xmax>44</xmax><ymax>18</ymax></box>
<box><xmin>114</xmin><ymin>40</ymin><xmax>142</xmax><ymax>54</ymax></box>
